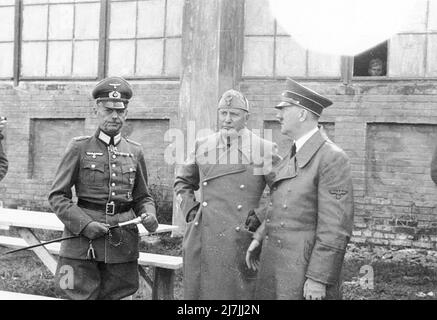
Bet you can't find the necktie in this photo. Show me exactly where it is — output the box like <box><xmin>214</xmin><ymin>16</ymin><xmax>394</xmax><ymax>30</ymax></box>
<box><xmin>290</xmin><ymin>142</ymin><xmax>296</xmax><ymax>158</ymax></box>
<box><xmin>109</xmin><ymin>136</ymin><xmax>115</xmax><ymax>146</ymax></box>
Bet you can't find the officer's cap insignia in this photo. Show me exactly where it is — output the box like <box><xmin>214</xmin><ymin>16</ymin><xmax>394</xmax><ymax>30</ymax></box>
<box><xmin>109</xmin><ymin>91</ymin><xmax>121</xmax><ymax>99</ymax></box>
<box><xmin>225</xmin><ymin>95</ymin><xmax>233</xmax><ymax>106</ymax></box>
<box><xmin>329</xmin><ymin>189</ymin><xmax>348</xmax><ymax>200</ymax></box>
<box><xmin>109</xmin><ymin>83</ymin><xmax>121</xmax><ymax>89</ymax></box>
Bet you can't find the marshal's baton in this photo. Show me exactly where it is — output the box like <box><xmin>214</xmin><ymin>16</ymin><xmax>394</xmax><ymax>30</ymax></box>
<box><xmin>1</xmin><ymin>213</ymin><xmax>149</xmax><ymax>256</ymax></box>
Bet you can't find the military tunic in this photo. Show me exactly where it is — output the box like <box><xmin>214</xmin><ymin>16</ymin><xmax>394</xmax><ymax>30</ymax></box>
<box><xmin>49</xmin><ymin>129</ymin><xmax>156</xmax><ymax>263</ymax></box>
<box><xmin>253</xmin><ymin>130</ymin><xmax>354</xmax><ymax>300</ymax></box>
<box><xmin>174</xmin><ymin>129</ymin><xmax>279</xmax><ymax>300</ymax></box>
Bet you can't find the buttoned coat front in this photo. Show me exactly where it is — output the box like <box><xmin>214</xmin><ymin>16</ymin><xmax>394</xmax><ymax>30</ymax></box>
<box><xmin>174</xmin><ymin>129</ymin><xmax>279</xmax><ymax>300</ymax></box>
<box><xmin>48</xmin><ymin>130</ymin><xmax>156</xmax><ymax>263</ymax></box>
<box><xmin>253</xmin><ymin>130</ymin><xmax>354</xmax><ymax>300</ymax></box>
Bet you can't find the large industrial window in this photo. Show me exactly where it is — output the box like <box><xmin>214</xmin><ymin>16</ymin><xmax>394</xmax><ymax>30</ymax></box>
<box><xmin>107</xmin><ymin>0</ymin><xmax>183</xmax><ymax>78</ymax></box>
<box><xmin>0</xmin><ymin>0</ymin><xmax>15</xmax><ymax>79</ymax></box>
<box><xmin>20</xmin><ymin>0</ymin><xmax>101</xmax><ymax>78</ymax></box>
<box><xmin>242</xmin><ymin>0</ymin><xmax>341</xmax><ymax>78</ymax></box>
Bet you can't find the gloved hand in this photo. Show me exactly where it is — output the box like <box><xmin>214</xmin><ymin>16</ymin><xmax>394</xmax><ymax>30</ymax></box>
<box><xmin>245</xmin><ymin>239</ymin><xmax>261</xmax><ymax>271</ymax></box>
<box><xmin>245</xmin><ymin>209</ymin><xmax>261</xmax><ymax>232</ymax></box>
<box><xmin>141</xmin><ymin>213</ymin><xmax>158</xmax><ymax>232</ymax></box>
<box><xmin>82</xmin><ymin>221</ymin><xmax>109</xmax><ymax>240</ymax></box>
<box><xmin>303</xmin><ymin>278</ymin><xmax>326</xmax><ymax>300</ymax></box>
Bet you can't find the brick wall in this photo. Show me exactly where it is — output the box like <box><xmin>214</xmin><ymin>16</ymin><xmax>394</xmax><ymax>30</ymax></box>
<box><xmin>0</xmin><ymin>80</ymin><xmax>179</xmax><ymax>219</ymax></box>
<box><xmin>1</xmin><ymin>78</ymin><xmax>437</xmax><ymax>249</ymax></box>
<box><xmin>240</xmin><ymin>79</ymin><xmax>437</xmax><ymax>250</ymax></box>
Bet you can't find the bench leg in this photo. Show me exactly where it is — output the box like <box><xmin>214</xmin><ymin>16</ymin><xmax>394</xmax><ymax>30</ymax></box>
<box><xmin>16</xmin><ymin>227</ymin><xmax>58</xmax><ymax>275</ymax></box>
<box><xmin>152</xmin><ymin>267</ymin><xmax>175</xmax><ymax>300</ymax></box>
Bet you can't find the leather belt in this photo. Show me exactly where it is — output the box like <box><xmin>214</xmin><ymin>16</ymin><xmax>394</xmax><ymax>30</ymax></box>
<box><xmin>78</xmin><ymin>199</ymin><xmax>133</xmax><ymax>215</ymax></box>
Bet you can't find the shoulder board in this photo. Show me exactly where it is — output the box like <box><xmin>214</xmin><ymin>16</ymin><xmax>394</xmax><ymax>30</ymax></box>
<box><xmin>126</xmin><ymin>138</ymin><xmax>141</xmax><ymax>146</ymax></box>
<box><xmin>73</xmin><ymin>135</ymin><xmax>91</xmax><ymax>141</ymax></box>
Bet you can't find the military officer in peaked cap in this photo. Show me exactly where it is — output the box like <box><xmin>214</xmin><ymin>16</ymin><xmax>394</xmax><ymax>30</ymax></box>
<box><xmin>49</xmin><ymin>76</ymin><xmax>158</xmax><ymax>300</ymax></box>
<box><xmin>174</xmin><ymin>89</ymin><xmax>281</xmax><ymax>300</ymax></box>
<box><xmin>246</xmin><ymin>78</ymin><xmax>354</xmax><ymax>300</ymax></box>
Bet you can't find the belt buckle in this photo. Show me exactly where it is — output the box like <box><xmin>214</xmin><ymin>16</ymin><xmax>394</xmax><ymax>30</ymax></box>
<box><xmin>106</xmin><ymin>201</ymin><xmax>115</xmax><ymax>215</ymax></box>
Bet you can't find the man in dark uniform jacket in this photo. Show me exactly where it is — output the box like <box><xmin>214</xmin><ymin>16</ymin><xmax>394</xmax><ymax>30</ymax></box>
<box><xmin>0</xmin><ymin>118</ymin><xmax>7</xmax><ymax>182</ymax></box>
<box><xmin>246</xmin><ymin>78</ymin><xmax>354</xmax><ymax>300</ymax></box>
<box><xmin>49</xmin><ymin>77</ymin><xmax>158</xmax><ymax>300</ymax></box>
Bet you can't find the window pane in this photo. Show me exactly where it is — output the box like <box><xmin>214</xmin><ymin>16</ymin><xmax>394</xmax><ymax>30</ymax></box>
<box><xmin>275</xmin><ymin>36</ymin><xmax>306</xmax><ymax>77</ymax></box>
<box><xmin>0</xmin><ymin>43</ymin><xmax>13</xmax><ymax>78</ymax></box>
<box><xmin>0</xmin><ymin>7</ymin><xmax>14</xmax><ymax>41</ymax></box>
<box><xmin>108</xmin><ymin>40</ymin><xmax>135</xmax><ymax>76</ymax></box>
<box><xmin>21</xmin><ymin>42</ymin><xmax>46</xmax><ymax>76</ymax></box>
<box><xmin>49</xmin><ymin>0</ymin><xmax>73</xmax><ymax>3</ymax></box>
<box><xmin>243</xmin><ymin>37</ymin><xmax>273</xmax><ymax>76</ymax></box>
<box><xmin>389</xmin><ymin>34</ymin><xmax>425</xmax><ymax>77</ymax></box>
<box><xmin>307</xmin><ymin>51</ymin><xmax>341</xmax><ymax>77</ymax></box>
<box><xmin>398</xmin><ymin>0</ymin><xmax>427</xmax><ymax>32</ymax></box>
<box><xmin>22</xmin><ymin>5</ymin><xmax>48</xmax><ymax>41</ymax></box>
<box><xmin>48</xmin><ymin>4</ymin><xmax>74</xmax><ymax>40</ymax></box>
<box><xmin>72</xmin><ymin>40</ymin><xmax>98</xmax><ymax>76</ymax></box>
<box><xmin>75</xmin><ymin>3</ymin><xmax>100</xmax><ymax>39</ymax></box>
<box><xmin>136</xmin><ymin>39</ymin><xmax>164</xmax><ymax>76</ymax></box>
<box><xmin>137</xmin><ymin>0</ymin><xmax>165</xmax><ymax>38</ymax></box>
<box><xmin>166</xmin><ymin>0</ymin><xmax>183</xmax><ymax>37</ymax></box>
<box><xmin>428</xmin><ymin>0</ymin><xmax>437</xmax><ymax>31</ymax></box>
<box><xmin>165</xmin><ymin>38</ymin><xmax>181</xmax><ymax>76</ymax></box>
<box><xmin>0</xmin><ymin>0</ymin><xmax>15</xmax><ymax>5</ymax></box>
<box><xmin>109</xmin><ymin>1</ymin><xmax>136</xmax><ymax>39</ymax></box>
<box><xmin>426</xmin><ymin>34</ymin><xmax>437</xmax><ymax>76</ymax></box>
<box><xmin>244</xmin><ymin>0</ymin><xmax>275</xmax><ymax>35</ymax></box>
<box><xmin>23</xmin><ymin>0</ymin><xmax>47</xmax><ymax>4</ymax></box>
<box><xmin>47</xmin><ymin>41</ymin><xmax>72</xmax><ymax>76</ymax></box>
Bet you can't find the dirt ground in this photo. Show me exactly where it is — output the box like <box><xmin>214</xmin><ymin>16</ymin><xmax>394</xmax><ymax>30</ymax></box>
<box><xmin>0</xmin><ymin>235</ymin><xmax>436</xmax><ymax>300</ymax></box>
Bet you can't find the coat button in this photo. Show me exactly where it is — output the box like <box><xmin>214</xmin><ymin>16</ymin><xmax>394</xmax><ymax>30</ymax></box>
<box><xmin>237</xmin><ymin>205</ymin><xmax>242</xmax><ymax>210</ymax></box>
<box><xmin>235</xmin><ymin>226</ymin><xmax>240</xmax><ymax>232</ymax></box>
<box><xmin>240</xmin><ymin>184</ymin><xmax>245</xmax><ymax>189</ymax></box>
<box><xmin>92</xmin><ymin>155</ymin><xmax>96</xmax><ymax>159</ymax></box>
<box><xmin>111</xmin><ymin>183</ymin><xmax>115</xmax><ymax>187</ymax></box>
<box><xmin>269</xmin><ymin>202</ymin><xmax>273</xmax><ymax>206</ymax></box>
<box><xmin>112</xmin><ymin>164</ymin><xmax>116</xmax><ymax>168</ymax></box>
<box><xmin>111</xmin><ymin>192</ymin><xmax>115</xmax><ymax>196</ymax></box>
<box><xmin>266</xmin><ymin>219</ymin><xmax>270</xmax><ymax>223</ymax></box>
<box><xmin>130</xmin><ymin>168</ymin><xmax>133</xmax><ymax>172</ymax></box>
<box><xmin>283</xmin><ymin>204</ymin><xmax>287</xmax><ymax>209</ymax></box>
<box><xmin>91</xmin><ymin>164</ymin><xmax>95</xmax><ymax>169</ymax></box>
<box><xmin>280</xmin><ymin>222</ymin><xmax>285</xmax><ymax>227</ymax></box>
<box><xmin>265</xmin><ymin>235</ymin><xmax>269</xmax><ymax>240</ymax></box>
<box><xmin>203</xmin><ymin>181</ymin><xmax>207</xmax><ymax>186</ymax></box>
<box><xmin>112</xmin><ymin>173</ymin><xmax>116</xmax><ymax>177</ymax></box>
<box><xmin>194</xmin><ymin>222</ymin><xmax>199</xmax><ymax>226</ymax></box>
<box><xmin>112</xmin><ymin>155</ymin><xmax>116</xmax><ymax>159</ymax></box>
<box><xmin>202</xmin><ymin>202</ymin><xmax>208</xmax><ymax>207</ymax></box>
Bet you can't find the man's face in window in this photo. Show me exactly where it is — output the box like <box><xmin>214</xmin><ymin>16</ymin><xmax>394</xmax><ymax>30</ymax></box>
<box><xmin>368</xmin><ymin>60</ymin><xmax>383</xmax><ymax>76</ymax></box>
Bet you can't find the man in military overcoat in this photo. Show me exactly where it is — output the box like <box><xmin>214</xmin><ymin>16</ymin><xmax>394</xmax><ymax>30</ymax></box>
<box><xmin>48</xmin><ymin>76</ymin><xmax>158</xmax><ymax>300</ymax></box>
<box><xmin>174</xmin><ymin>89</ymin><xmax>280</xmax><ymax>300</ymax></box>
<box><xmin>246</xmin><ymin>78</ymin><xmax>354</xmax><ymax>300</ymax></box>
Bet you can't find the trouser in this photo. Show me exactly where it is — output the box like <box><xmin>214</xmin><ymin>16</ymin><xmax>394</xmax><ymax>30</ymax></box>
<box><xmin>54</xmin><ymin>257</ymin><xmax>139</xmax><ymax>300</ymax></box>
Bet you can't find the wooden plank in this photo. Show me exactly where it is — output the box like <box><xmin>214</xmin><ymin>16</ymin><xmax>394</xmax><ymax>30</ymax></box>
<box><xmin>152</xmin><ymin>268</ymin><xmax>175</xmax><ymax>300</ymax></box>
<box><xmin>16</xmin><ymin>228</ymin><xmax>58</xmax><ymax>275</ymax></box>
<box><xmin>0</xmin><ymin>208</ymin><xmax>179</xmax><ymax>235</ymax></box>
<box><xmin>0</xmin><ymin>236</ymin><xmax>183</xmax><ymax>269</ymax></box>
<box><xmin>0</xmin><ymin>290</ymin><xmax>61</xmax><ymax>300</ymax></box>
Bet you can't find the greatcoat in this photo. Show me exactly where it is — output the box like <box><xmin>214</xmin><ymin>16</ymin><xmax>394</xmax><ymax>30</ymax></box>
<box><xmin>174</xmin><ymin>128</ymin><xmax>279</xmax><ymax>300</ymax></box>
<box><xmin>253</xmin><ymin>129</ymin><xmax>354</xmax><ymax>300</ymax></box>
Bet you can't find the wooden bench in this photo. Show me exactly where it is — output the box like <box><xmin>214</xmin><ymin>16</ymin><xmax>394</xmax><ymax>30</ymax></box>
<box><xmin>0</xmin><ymin>208</ymin><xmax>183</xmax><ymax>300</ymax></box>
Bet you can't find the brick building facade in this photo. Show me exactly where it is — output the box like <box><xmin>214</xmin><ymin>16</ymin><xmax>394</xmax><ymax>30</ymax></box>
<box><xmin>0</xmin><ymin>0</ymin><xmax>436</xmax><ymax>249</ymax></box>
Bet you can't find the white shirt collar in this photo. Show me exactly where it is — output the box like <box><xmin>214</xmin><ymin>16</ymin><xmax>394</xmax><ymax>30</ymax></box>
<box><xmin>295</xmin><ymin>127</ymin><xmax>318</xmax><ymax>152</ymax></box>
<box><xmin>98</xmin><ymin>130</ymin><xmax>121</xmax><ymax>146</ymax></box>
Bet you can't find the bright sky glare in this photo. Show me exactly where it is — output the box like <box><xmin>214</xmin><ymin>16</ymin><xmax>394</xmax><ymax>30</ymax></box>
<box><xmin>268</xmin><ymin>0</ymin><xmax>420</xmax><ymax>56</ymax></box>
